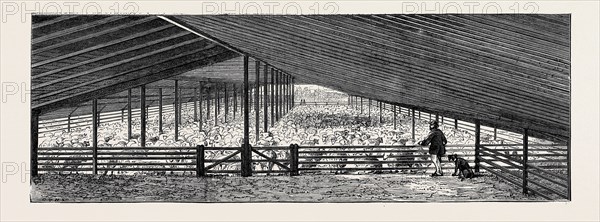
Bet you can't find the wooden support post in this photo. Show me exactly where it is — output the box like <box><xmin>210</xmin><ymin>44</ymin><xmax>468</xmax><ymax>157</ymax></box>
<box><xmin>279</xmin><ymin>71</ymin><xmax>283</xmax><ymax>118</ymax></box>
<box><xmin>92</xmin><ymin>99</ymin><xmax>98</xmax><ymax>174</ymax></box>
<box><xmin>441</xmin><ymin>116</ymin><xmax>444</xmax><ymax>125</ymax></box>
<box><xmin>263</xmin><ymin>64</ymin><xmax>268</xmax><ymax>132</ymax></box>
<box><xmin>418</xmin><ymin>111</ymin><xmax>421</xmax><ymax>119</ymax></box>
<box><xmin>393</xmin><ymin>105</ymin><xmax>397</xmax><ymax>130</ymax></box>
<box><xmin>567</xmin><ymin>139</ymin><xmax>571</xmax><ymax>200</ymax></box>
<box><xmin>493</xmin><ymin>128</ymin><xmax>497</xmax><ymax>141</ymax></box>
<box><xmin>270</xmin><ymin>68</ymin><xmax>275</xmax><ymax>127</ymax></box>
<box><xmin>379</xmin><ymin>101</ymin><xmax>382</xmax><ymax>123</ymax></box>
<box><xmin>140</xmin><ymin>85</ymin><xmax>146</xmax><ymax>147</ymax></box>
<box><xmin>255</xmin><ymin>60</ymin><xmax>260</xmax><ymax>143</ymax></box>
<box><xmin>194</xmin><ymin>88</ymin><xmax>198</xmax><ymax>122</ymax></box>
<box><xmin>158</xmin><ymin>88</ymin><xmax>163</xmax><ymax>134</ymax></box>
<box><xmin>206</xmin><ymin>86</ymin><xmax>210</xmax><ymax>122</ymax></box>
<box><xmin>360</xmin><ymin>97</ymin><xmax>363</xmax><ymax>114</ymax></box>
<box><xmin>411</xmin><ymin>109</ymin><xmax>415</xmax><ymax>140</ymax></box>
<box><xmin>196</xmin><ymin>145</ymin><xmax>205</xmax><ymax>177</ymax></box>
<box><xmin>67</xmin><ymin>115</ymin><xmax>71</xmax><ymax>132</ymax></box>
<box><xmin>233</xmin><ymin>84</ymin><xmax>237</xmax><ymax>120</ymax></box>
<box><xmin>174</xmin><ymin>80</ymin><xmax>179</xmax><ymax>141</ymax></box>
<box><xmin>214</xmin><ymin>85</ymin><xmax>219</xmax><ymax>125</ymax></box>
<box><xmin>241</xmin><ymin>55</ymin><xmax>252</xmax><ymax>177</ymax></box>
<box><xmin>435</xmin><ymin>114</ymin><xmax>439</xmax><ymax>122</ymax></box>
<box><xmin>454</xmin><ymin>119</ymin><xmax>458</xmax><ymax>129</ymax></box>
<box><xmin>275</xmin><ymin>70</ymin><xmax>279</xmax><ymax>122</ymax></box>
<box><xmin>474</xmin><ymin>120</ymin><xmax>481</xmax><ymax>173</ymax></box>
<box><xmin>31</xmin><ymin>110</ymin><xmax>40</xmax><ymax>178</ymax></box>
<box><xmin>368</xmin><ymin>99</ymin><xmax>371</xmax><ymax>118</ymax></box>
<box><xmin>290</xmin><ymin>144</ymin><xmax>299</xmax><ymax>176</ymax></box>
<box><xmin>199</xmin><ymin>83</ymin><xmax>203</xmax><ymax>132</ymax></box>
<box><xmin>522</xmin><ymin>128</ymin><xmax>529</xmax><ymax>194</ymax></box>
<box><xmin>224</xmin><ymin>84</ymin><xmax>229</xmax><ymax>123</ymax></box>
<box><xmin>292</xmin><ymin>77</ymin><xmax>295</xmax><ymax>108</ymax></box>
<box><xmin>127</xmin><ymin>89</ymin><xmax>132</xmax><ymax>140</ymax></box>
<box><xmin>179</xmin><ymin>88</ymin><xmax>183</xmax><ymax>124</ymax></box>
<box><xmin>286</xmin><ymin>75</ymin><xmax>290</xmax><ymax>113</ymax></box>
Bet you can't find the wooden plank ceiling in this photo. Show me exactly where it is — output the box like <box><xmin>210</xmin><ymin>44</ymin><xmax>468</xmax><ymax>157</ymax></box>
<box><xmin>31</xmin><ymin>15</ymin><xmax>240</xmax><ymax>117</ymax></box>
<box><xmin>32</xmin><ymin>14</ymin><xmax>570</xmax><ymax>142</ymax></box>
<box><xmin>169</xmin><ymin>14</ymin><xmax>570</xmax><ymax>142</ymax></box>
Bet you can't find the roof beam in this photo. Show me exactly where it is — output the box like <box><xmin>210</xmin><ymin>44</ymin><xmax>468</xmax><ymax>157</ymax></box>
<box><xmin>33</xmin><ymin>38</ymin><xmax>204</xmax><ymax>90</ymax></box>
<box><xmin>33</xmin><ymin>31</ymin><xmax>191</xmax><ymax>79</ymax></box>
<box><xmin>32</xmin><ymin>16</ymin><xmax>126</xmax><ymax>45</ymax></box>
<box><xmin>34</xmin><ymin>47</ymin><xmax>238</xmax><ymax>115</ymax></box>
<box><xmin>32</xmin><ymin>23</ymin><xmax>173</xmax><ymax>68</ymax></box>
<box><xmin>32</xmin><ymin>16</ymin><xmax>157</xmax><ymax>55</ymax></box>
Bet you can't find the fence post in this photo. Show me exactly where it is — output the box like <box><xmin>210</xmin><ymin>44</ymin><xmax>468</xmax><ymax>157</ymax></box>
<box><xmin>474</xmin><ymin>120</ymin><xmax>480</xmax><ymax>173</ymax></box>
<box><xmin>92</xmin><ymin>99</ymin><xmax>98</xmax><ymax>175</ymax></box>
<box><xmin>241</xmin><ymin>144</ymin><xmax>252</xmax><ymax>176</ymax></box>
<box><xmin>196</xmin><ymin>145</ymin><xmax>205</xmax><ymax>177</ymax></box>
<box><xmin>290</xmin><ymin>144</ymin><xmax>299</xmax><ymax>176</ymax></box>
<box><xmin>522</xmin><ymin>128</ymin><xmax>529</xmax><ymax>194</ymax></box>
<box><xmin>567</xmin><ymin>139</ymin><xmax>571</xmax><ymax>200</ymax></box>
<box><xmin>31</xmin><ymin>110</ymin><xmax>40</xmax><ymax>178</ymax></box>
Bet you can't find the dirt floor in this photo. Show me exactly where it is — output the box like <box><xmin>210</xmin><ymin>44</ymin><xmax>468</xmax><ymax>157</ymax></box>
<box><xmin>30</xmin><ymin>172</ymin><xmax>546</xmax><ymax>203</ymax></box>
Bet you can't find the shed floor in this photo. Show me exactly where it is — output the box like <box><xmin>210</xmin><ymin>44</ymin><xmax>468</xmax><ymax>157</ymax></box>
<box><xmin>30</xmin><ymin>173</ymin><xmax>543</xmax><ymax>202</ymax></box>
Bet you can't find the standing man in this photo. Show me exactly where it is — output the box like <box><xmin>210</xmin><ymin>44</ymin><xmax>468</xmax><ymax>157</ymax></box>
<box><xmin>419</xmin><ymin>120</ymin><xmax>447</xmax><ymax>177</ymax></box>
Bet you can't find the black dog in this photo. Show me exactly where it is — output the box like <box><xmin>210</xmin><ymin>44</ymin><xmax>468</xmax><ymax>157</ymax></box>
<box><xmin>448</xmin><ymin>154</ymin><xmax>474</xmax><ymax>181</ymax></box>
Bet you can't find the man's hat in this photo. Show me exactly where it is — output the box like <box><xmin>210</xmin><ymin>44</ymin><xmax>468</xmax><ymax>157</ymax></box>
<box><xmin>429</xmin><ymin>120</ymin><xmax>439</xmax><ymax>127</ymax></box>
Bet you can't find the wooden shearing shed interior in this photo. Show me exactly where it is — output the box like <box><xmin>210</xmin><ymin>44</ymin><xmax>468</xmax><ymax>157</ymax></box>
<box><xmin>30</xmin><ymin>14</ymin><xmax>571</xmax><ymax>202</ymax></box>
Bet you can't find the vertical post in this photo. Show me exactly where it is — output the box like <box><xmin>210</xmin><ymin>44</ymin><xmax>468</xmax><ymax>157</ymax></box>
<box><xmin>196</xmin><ymin>145</ymin><xmax>205</xmax><ymax>177</ymax></box>
<box><xmin>290</xmin><ymin>144</ymin><xmax>299</xmax><ymax>176</ymax></box>
<box><xmin>435</xmin><ymin>114</ymin><xmax>439</xmax><ymax>122</ymax></box>
<box><xmin>411</xmin><ymin>109</ymin><xmax>415</xmax><ymax>140</ymax></box>
<box><xmin>286</xmin><ymin>75</ymin><xmax>290</xmax><ymax>113</ymax></box>
<box><xmin>158</xmin><ymin>88</ymin><xmax>163</xmax><ymax>134</ymax></box>
<box><xmin>140</xmin><ymin>85</ymin><xmax>146</xmax><ymax>147</ymax></box>
<box><xmin>275</xmin><ymin>70</ymin><xmax>279</xmax><ymax>122</ymax></box>
<box><xmin>194</xmin><ymin>88</ymin><xmax>198</xmax><ymax>122</ymax></box>
<box><xmin>214</xmin><ymin>85</ymin><xmax>219</xmax><ymax>125</ymax></box>
<box><xmin>67</xmin><ymin>115</ymin><xmax>71</xmax><ymax>132</ymax></box>
<box><xmin>454</xmin><ymin>119</ymin><xmax>458</xmax><ymax>129</ymax></box>
<box><xmin>92</xmin><ymin>99</ymin><xmax>98</xmax><ymax>175</ymax></box>
<box><xmin>178</xmin><ymin>88</ymin><xmax>182</xmax><ymax>124</ymax></box>
<box><xmin>31</xmin><ymin>110</ymin><xmax>39</xmax><ymax>178</ymax></box>
<box><xmin>360</xmin><ymin>97</ymin><xmax>363</xmax><ymax>114</ymax></box>
<box><xmin>418</xmin><ymin>111</ymin><xmax>421</xmax><ymax>119</ymax></box>
<box><xmin>567</xmin><ymin>139</ymin><xmax>571</xmax><ymax>200</ymax></box>
<box><xmin>493</xmin><ymin>128</ymin><xmax>497</xmax><ymax>141</ymax></box>
<box><xmin>368</xmin><ymin>99</ymin><xmax>371</xmax><ymax>118</ymax></box>
<box><xmin>474</xmin><ymin>120</ymin><xmax>481</xmax><ymax>173</ymax></box>
<box><xmin>279</xmin><ymin>71</ymin><xmax>283</xmax><ymax>118</ymax></box>
<box><xmin>379</xmin><ymin>101</ymin><xmax>382</xmax><ymax>124</ymax></box>
<box><xmin>255</xmin><ymin>60</ymin><xmax>260</xmax><ymax>143</ymax></box>
<box><xmin>206</xmin><ymin>86</ymin><xmax>210</xmax><ymax>123</ymax></box>
<box><xmin>393</xmin><ymin>105</ymin><xmax>397</xmax><ymax>130</ymax></box>
<box><xmin>233</xmin><ymin>84</ymin><xmax>237</xmax><ymax>120</ymax></box>
<box><xmin>270</xmin><ymin>68</ymin><xmax>275</xmax><ymax>127</ymax></box>
<box><xmin>224</xmin><ymin>84</ymin><xmax>229</xmax><ymax>123</ymax></box>
<box><xmin>241</xmin><ymin>56</ymin><xmax>252</xmax><ymax>177</ymax></box>
<box><xmin>174</xmin><ymin>80</ymin><xmax>179</xmax><ymax>141</ymax></box>
<box><xmin>199</xmin><ymin>83</ymin><xmax>203</xmax><ymax>132</ymax></box>
<box><xmin>292</xmin><ymin>77</ymin><xmax>295</xmax><ymax>108</ymax></box>
<box><xmin>263</xmin><ymin>64</ymin><xmax>268</xmax><ymax>132</ymax></box>
<box><xmin>522</xmin><ymin>128</ymin><xmax>529</xmax><ymax>194</ymax></box>
<box><xmin>127</xmin><ymin>89</ymin><xmax>132</xmax><ymax>140</ymax></box>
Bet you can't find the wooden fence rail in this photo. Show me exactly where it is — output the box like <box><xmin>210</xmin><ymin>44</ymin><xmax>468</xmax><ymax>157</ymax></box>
<box><xmin>36</xmin><ymin>142</ymin><xmax>570</xmax><ymax>200</ymax></box>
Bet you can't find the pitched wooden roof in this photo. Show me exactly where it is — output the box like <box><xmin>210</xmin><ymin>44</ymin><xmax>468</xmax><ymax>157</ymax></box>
<box><xmin>32</xmin><ymin>14</ymin><xmax>570</xmax><ymax>142</ymax></box>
